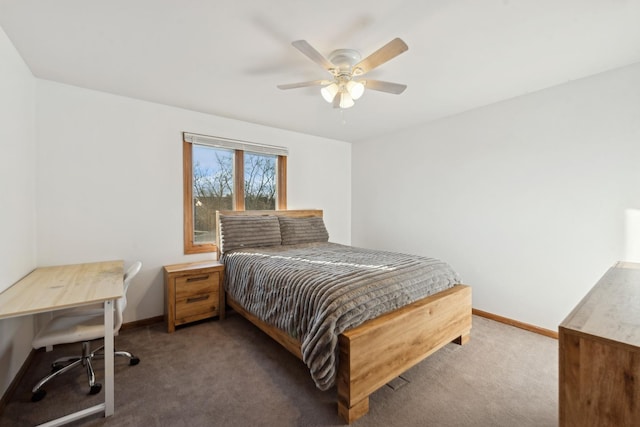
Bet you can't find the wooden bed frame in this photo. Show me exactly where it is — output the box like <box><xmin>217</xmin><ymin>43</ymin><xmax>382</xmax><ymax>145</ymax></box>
<box><xmin>216</xmin><ymin>210</ymin><xmax>472</xmax><ymax>424</ymax></box>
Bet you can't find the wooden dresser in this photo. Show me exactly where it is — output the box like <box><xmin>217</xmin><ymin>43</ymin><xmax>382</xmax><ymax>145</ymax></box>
<box><xmin>164</xmin><ymin>260</ymin><xmax>225</xmax><ymax>333</ymax></box>
<box><xmin>559</xmin><ymin>261</ymin><xmax>640</xmax><ymax>426</ymax></box>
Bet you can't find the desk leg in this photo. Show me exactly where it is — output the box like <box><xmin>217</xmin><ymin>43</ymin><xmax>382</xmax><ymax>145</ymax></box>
<box><xmin>104</xmin><ymin>299</ymin><xmax>114</xmax><ymax>416</ymax></box>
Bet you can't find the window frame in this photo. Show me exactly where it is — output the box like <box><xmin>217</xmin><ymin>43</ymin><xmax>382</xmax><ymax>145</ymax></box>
<box><xmin>183</xmin><ymin>138</ymin><xmax>287</xmax><ymax>255</ymax></box>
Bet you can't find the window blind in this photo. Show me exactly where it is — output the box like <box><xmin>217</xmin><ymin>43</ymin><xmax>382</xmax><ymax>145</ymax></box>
<box><xmin>183</xmin><ymin>132</ymin><xmax>288</xmax><ymax>157</ymax></box>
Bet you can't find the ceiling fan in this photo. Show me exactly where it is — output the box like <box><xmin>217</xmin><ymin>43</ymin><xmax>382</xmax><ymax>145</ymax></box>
<box><xmin>277</xmin><ymin>38</ymin><xmax>408</xmax><ymax>109</ymax></box>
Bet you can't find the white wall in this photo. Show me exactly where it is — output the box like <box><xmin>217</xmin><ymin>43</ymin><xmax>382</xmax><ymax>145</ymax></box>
<box><xmin>352</xmin><ymin>62</ymin><xmax>640</xmax><ymax>331</ymax></box>
<box><xmin>35</xmin><ymin>80</ymin><xmax>352</xmax><ymax>324</ymax></box>
<box><xmin>0</xmin><ymin>26</ymin><xmax>36</xmax><ymax>397</ymax></box>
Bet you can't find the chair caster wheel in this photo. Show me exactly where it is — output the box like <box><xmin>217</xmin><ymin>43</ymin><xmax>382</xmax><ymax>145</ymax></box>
<box><xmin>31</xmin><ymin>389</ymin><xmax>46</xmax><ymax>402</ymax></box>
<box><xmin>89</xmin><ymin>383</ymin><xmax>102</xmax><ymax>395</ymax></box>
<box><xmin>51</xmin><ymin>363</ymin><xmax>64</xmax><ymax>373</ymax></box>
<box><xmin>130</xmin><ymin>357</ymin><xmax>140</xmax><ymax>366</ymax></box>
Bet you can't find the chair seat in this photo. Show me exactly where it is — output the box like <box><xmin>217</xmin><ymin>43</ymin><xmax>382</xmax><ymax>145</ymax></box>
<box><xmin>32</xmin><ymin>312</ymin><xmax>114</xmax><ymax>349</ymax></box>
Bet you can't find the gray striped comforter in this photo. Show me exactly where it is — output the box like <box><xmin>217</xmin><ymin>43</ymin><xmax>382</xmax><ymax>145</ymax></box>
<box><xmin>221</xmin><ymin>242</ymin><xmax>462</xmax><ymax>390</ymax></box>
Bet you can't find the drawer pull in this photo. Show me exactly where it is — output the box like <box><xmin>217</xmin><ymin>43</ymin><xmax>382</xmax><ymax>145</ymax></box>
<box><xmin>186</xmin><ymin>275</ymin><xmax>210</xmax><ymax>283</ymax></box>
<box><xmin>186</xmin><ymin>295</ymin><xmax>210</xmax><ymax>304</ymax></box>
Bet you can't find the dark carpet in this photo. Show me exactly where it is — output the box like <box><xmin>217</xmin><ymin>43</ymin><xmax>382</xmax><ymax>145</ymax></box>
<box><xmin>0</xmin><ymin>314</ymin><xmax>558</xmax><ymax>426</ymax></box>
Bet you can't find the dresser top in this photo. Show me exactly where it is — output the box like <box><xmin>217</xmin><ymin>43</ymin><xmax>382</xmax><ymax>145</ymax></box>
<box><xmin>560</xmin><ymin>262</ymin><xmax>640</xmax><ymax>347</ymax></box>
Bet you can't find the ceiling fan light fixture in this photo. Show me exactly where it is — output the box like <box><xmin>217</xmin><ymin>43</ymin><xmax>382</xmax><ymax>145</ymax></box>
<box><xmin>346</xmin><ymin>80</ymin><xmax>364</xmax><ymax>100</ymax></box>
<box><xmin>339</xmin><ymin>91</ymin><xmax>355</xmax><ymax>109</ymax></box>
<box><xmin>321</xmin><ymin>83</ymin><xmax>339</xmax><ymax>103</ymax></box>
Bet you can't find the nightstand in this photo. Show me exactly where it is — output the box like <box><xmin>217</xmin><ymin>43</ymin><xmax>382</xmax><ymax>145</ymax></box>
<box><xmin>164</xmin><ymin>261</ymin><xmax>225</xmax><ymax>333</ymax></box>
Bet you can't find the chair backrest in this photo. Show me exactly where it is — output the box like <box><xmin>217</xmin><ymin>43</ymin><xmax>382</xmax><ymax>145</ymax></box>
<box><xmin>115</xmin><ymin>261</ymin><xmax>142</xmax><ymax>331</ymax></box>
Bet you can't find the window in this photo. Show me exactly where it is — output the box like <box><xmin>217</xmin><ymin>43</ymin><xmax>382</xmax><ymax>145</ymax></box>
<box><xmin>183</xmin><ymin>133</ymin><xmax>287</xmax><ymax>254</ymax></box>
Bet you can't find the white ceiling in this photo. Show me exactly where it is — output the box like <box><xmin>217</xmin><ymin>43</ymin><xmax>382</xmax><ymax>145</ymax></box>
<box><xmin>1</xmin><ymin>0</ymin><xmax>639</xmax><ymax>143</ymax></box>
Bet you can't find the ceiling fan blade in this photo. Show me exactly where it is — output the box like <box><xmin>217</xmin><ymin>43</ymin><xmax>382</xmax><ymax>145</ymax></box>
<box><xmin>291</xmin><ymin>40</ymin><xmax>334</xmax><ymax>71</ymax></box>
<box><xmin>277</xmin><ymin>80</ymin><xmax>332</xmax><ymax>90</ymax></box>
<box><xmin>363</xmin><ymin>79</ymin><xmax>407</xmax><ymax>94</ymax></box>
<box><xmin>353</xmin><ymin>38</ymin><xmax>408</xmax><ymax>75</ymax></box>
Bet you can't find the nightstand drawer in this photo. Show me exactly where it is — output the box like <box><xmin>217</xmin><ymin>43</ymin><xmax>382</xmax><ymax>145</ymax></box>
<box><xmin>175</xmin><ymin>273</ymin><xmax>218</xmax><ymax>298</ymax></box>
<box><xmin>175</xmin><ymin>289</ymin><xmax>219</xmax><ymax>321</ymax></box>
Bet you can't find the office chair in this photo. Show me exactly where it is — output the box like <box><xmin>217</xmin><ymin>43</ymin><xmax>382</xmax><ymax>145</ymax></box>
<box><xmin>30</xmin><ymin>261</ymin><xmax>143</xmax><ymax>402</ymax></box>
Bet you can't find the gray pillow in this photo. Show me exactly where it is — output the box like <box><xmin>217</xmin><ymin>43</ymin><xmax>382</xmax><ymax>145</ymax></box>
<box><xmin>278</xmin><ymin>216</ymin><xmax>329</xmax><ymax>245</ymax></box>
<box><xmin>219</xmin><ymin>215</ymin><xmax>281</xmax><ymax>253</ymax></box>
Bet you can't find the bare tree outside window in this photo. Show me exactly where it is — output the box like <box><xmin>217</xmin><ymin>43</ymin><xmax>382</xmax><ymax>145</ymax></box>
<box><xmin>244</xmin><ymin>153</ymin><xmax>276</xmax><ymax>210</ymax></box>
<box><xmin>192</xmin><ymin>145</ymin><xmax>234</xmax><ymax>243</ymax></box>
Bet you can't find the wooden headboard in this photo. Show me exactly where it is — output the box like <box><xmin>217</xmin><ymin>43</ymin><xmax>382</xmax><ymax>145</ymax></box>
<box><xmin>215</xmin><ymin>209</ymin><xmax>323</xmax><ymax>259</ymax></box>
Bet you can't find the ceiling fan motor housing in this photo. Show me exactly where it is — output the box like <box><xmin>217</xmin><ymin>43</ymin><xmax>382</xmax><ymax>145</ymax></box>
<box><xmin>328</xmin><ymin>49</ymin><xmax>361</xmax><ymax>73</ymax></box>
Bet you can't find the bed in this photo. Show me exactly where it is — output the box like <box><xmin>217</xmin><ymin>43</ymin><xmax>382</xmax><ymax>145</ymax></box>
<box><xmin>216</xmin><ymin>209</ymin><xmax>472</xmax><ymax>423</ymax></box>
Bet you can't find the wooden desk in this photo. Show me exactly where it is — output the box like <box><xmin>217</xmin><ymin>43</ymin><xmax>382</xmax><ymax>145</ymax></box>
<box><xmin>0</xmin><ymin>260</ymin><xmax>124</xmax><ymax>427</ymax></box>
<box><xmin>559</xmin><ymin>261</ymin><xmax>640</xmax><ymax>426</ymax></box>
